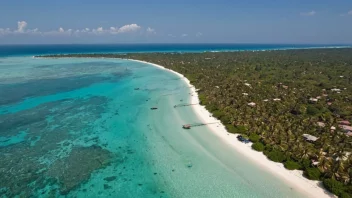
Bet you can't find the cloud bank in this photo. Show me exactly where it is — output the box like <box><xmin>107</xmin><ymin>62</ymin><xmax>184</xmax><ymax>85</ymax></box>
<box><xmin>0</xmin><ymin>21</ymin><xmax>148</xmax><ymax>36</ymax></box>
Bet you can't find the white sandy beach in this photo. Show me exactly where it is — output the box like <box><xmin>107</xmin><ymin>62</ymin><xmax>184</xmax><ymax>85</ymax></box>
<box><xmin>129</xmin><ymin>59</ymin><xmax>335</xmax><ymax>198</ymax></box>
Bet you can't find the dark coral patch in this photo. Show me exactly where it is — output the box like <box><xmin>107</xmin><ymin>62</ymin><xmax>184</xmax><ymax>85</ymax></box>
<box><xmin>47</xmin><ymin>146</ymin><xmax>112</xmax><ymax>195</ymax></box>
<box><xmin>104</xmin><ymin>176</ymin><xmax>117</xmax><ymax>182</ymax></box>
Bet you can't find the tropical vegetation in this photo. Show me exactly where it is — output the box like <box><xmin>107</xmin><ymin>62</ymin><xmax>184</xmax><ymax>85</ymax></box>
<box><xmin>39</xmin><ymin>48</ymin><xmax>352</xmax><ymax>197</ymax></box>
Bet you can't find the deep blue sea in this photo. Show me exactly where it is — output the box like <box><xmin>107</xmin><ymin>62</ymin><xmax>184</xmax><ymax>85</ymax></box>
<box><xmin>0</xmin><ymin>43</ymin><xmax>349</xmax><ymax>57</ymax></box>
<box><xmin>0</xmin><ymin>44</ymin><xmax>339</xmax><ymax>198</ymax></box>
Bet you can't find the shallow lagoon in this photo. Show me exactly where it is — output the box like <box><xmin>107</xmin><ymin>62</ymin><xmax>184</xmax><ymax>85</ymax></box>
<box><xmin>0</xmin><ymin>57</ymin><xmax>305</xmax><ymax>197</ymax></box>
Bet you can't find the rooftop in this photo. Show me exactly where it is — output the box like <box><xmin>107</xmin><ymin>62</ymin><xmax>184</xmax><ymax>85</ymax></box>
<box><xmin>338</xmin><ymin>120</ymin><xmax>351</xmax><ymax>125</ymax></box>
<box><xmin>340</xmin><ymin>125</ymin><xmax>352</xmax><ymax>132</ymax></box>
<box><xmin>317</xmin><ymin>122</ymin><xmax>326</xmax><ymax>127</ymax></box>
<box><xmin>303</xmin><ymin>134</ymin><xmax>319</xmax><ymax>142</ymax></box>
<box><xmin>248</xmin><ymin>102</ymin><xmax>256</xmax><ymax>107</ymax></box>
<box><xmin>309</xmin><ymin>98</ymin><xmax>318</xmax><ymax>102</ymax></box>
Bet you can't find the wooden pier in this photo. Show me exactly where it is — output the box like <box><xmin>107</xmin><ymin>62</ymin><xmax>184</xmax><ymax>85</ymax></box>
<box><xmin>174</xmin><ymin>103</ymin><xmax>199</xmax><ymax>108</ymax></box>
<box><xmin>182</xmin><ymin>122</ymin><xmax>219</xmax><ymax>129</ymax></box>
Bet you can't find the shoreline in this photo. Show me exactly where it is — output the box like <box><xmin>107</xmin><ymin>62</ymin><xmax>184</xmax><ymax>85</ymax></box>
<box><xmin>30</xmin><ymin>45</ymin><xmax>352</xmax><ymax>60</ymax></box>
<box><xmin>129</xmin><ymin>59</ymin><xmax>335</xmax><ymax>198</ymax></box>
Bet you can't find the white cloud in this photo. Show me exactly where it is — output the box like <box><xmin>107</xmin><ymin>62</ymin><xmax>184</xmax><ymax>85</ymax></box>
<box><xmin>17</xmin><ymin>21</ymin><xmax>27</xmax><ymax>33</ymax></box>
<box><xmin>348</xmin><ymin>10</ymin><xmax>352</xmax><ymax>15</ymax></box>
<box><xmin>1</xmin><ymin>21</ymin><xmax>40</xmax><ymax>35</ymax></box>
<box><xmin>108</xmin><ymin>24</ymin><xmax>142</xmax><ymax>34</ymax></box>
<box><xmin>196</xmin><ymin>32</ymin><xmax>203</xmax><ymax>37</ymax></box>
<box><xmin>300</xmin><ymin>10</ymin><xmax>316</xmax><ymax>16</ymax></box>
<box><xmin>117</xmin><ymin>24</ymin><xmax>141</xmax><ymax>33</ymax></box>
<box><xmin>79</xmin><ymin>28</ymin><xmax>90</xmax><ymax>33</ymax></box>
<box><xmin>47</xmin><ymin>27</ymin><xmax>72</xmax><ymax>35</ymax></box>
<box><xmin>109</xmin><ymin>27</ymin><xmax>119</xmax><ymax>34</ymax></box>
<box><xmin>27</xmin><ymin>28</ymin><xmax>39</xmax><ymax>34</ymax></box>
<box><xmin>0</xmin><ymin>21</ymin><xmax>147</xmax><ymax>37</ymax></box>
<box><xmin>0</xmin><ymin>28</ymin><xmax>11</xmax><ymax>35</ymax></box>
<box><xmin>181</xmin><ymin>34</ymin><xmax>188</xmax><ymax>37</ymax></box>
<box><xmin>92</xmin><ymin>27</ymin><xmax>105</xmax><ymax>34</ymax></box>
<box><xmin>42</xmin><ymin>27</ymin><xmax>74</xmax><ymax>36</ymax></box>
<box><xmin>146</xmin><ymin>27</ymin><xmax>156</xmax><ymax>34</ymax></box>
<box><xmin>96</xmin><ymin>27</ymin><xmax>104</xmax><ymax>32</ymax></box>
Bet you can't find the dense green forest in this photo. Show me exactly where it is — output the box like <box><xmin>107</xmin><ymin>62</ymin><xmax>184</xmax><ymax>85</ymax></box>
<box><xmin>39</xmin><ymin>49</ymin><xmax>352</xmax><ymax>197</ymax></box>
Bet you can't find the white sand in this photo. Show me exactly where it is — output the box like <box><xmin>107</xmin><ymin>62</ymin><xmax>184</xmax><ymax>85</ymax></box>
<box><xmin>129</xmin><ymin>59</ymin><xmax>335</xmax><ymax>198</ymax></box>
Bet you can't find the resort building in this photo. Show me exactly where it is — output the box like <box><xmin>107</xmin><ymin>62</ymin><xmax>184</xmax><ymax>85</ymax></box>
<box><xmin>338</xmin><ymin>120</ymin><xmax>351</xmax><ymax>125</ymax></box>
<box><xmin>339</xmin><ymin>125</ymin><xmax>352</xmax><ymax>133</ymax></box>
<box><xmin>312</xmin><ymin>160</ymin><xmax>320</xmax><ymax>166</ymax></box>
<box><xmin>248</xmin><ymin>102</ymin><xmax>256</xmax><ymax>107</ymax></box>
<box><xmin>317</xmin><ymin>122</ymin><xmax>326</xmax><ymax>127</ymax></box>
<box><xmin>303</xmin><ymin>134</ymin><xmax>319</xmax><ymax>142</ymax></box>
<box><xmin>309</xmin><ymin>98</ymin><xmax>318</xmax><ymax>103</ymax></box>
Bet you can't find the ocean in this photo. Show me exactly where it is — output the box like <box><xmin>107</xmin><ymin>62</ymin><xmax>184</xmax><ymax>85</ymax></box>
<box><xmin>0</xmin><ymin>43</ymin><xmax>349</xmax><ymax>57</ymax></box>
<box><xmin>0</xmin><ymin>44</ymin><xmax>336</xmax><ymax>197</ymax></box>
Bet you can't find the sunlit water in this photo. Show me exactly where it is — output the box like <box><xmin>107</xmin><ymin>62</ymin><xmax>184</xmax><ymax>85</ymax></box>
<box><xmin>0</xmin><ymin>56</ymin><xmax>306</xmax><ymax>198</ymax></box>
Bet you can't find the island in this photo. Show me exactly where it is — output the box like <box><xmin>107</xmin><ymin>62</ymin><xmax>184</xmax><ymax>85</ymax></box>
<box><xmin>37</xmin><ymin>48</ymin><xmax>352</xmax><ymax>197</ymax></box>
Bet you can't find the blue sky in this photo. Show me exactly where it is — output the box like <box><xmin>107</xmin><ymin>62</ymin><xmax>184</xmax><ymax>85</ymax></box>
<box><xmin>0</xmin><ymin>0</ymin><xmax>351</xmax><ymax>44</ymax></box>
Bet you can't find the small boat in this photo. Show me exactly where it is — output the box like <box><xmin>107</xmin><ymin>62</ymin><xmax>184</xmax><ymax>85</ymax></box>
<box><xmin>151</xmin><ymin>107</ymin><xmax>158</xmax><ymax>110</ymax></box>
<box><xmin>134</xmin><ymin>88</ymin><xmax>140</xmax><ymax>90</ymax></box>
<box><xmin>182</xmin><ymin>124</ymin><xmax>191</xmax><ymax>129</ymax></box>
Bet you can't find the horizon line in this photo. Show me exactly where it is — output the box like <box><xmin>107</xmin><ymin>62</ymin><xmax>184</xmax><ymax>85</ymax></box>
<box><xmin>1</xmin><ymin>43</ymin><xmax>351</xmax><ymax>46</ymax></box>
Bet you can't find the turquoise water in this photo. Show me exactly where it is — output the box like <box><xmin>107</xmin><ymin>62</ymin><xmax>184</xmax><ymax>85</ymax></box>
<box><xmin>0</xmin><ymin>56</ymin><xmax>306</xmax><ymax>197</ymax></box>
